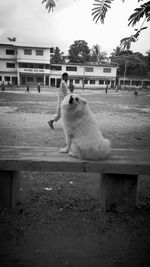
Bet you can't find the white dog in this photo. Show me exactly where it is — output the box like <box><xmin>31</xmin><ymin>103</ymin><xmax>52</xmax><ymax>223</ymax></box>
<box><xmin>60</xmin><ymin>94</ymin><xmax>111</xmax><ymax>160</ymax></box>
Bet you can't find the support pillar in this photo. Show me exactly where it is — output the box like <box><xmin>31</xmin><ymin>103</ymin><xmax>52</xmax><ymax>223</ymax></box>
<box><xmin>0</xmin><ymin>171</ymin><xmax>20</xmax><ymax>209</ymax></box>
<box><xmin>44</xmin><ymin>74</ymin><xmax>46</xmax><ymax>86</ymax></box>
<box><xmin>99</xmin><ymin>173</ymin><xmax>138</xmax><ymax>213</ymax></box>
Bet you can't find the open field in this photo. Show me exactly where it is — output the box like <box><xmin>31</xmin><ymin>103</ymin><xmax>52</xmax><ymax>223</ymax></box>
<box><xmin>0</xmin><ymin>88</ymin><xmax>150</xmax><ymax>267</ymax></box>
<box><xmin>0</xmin><ymin>88</ymin><xmax>150</xmax><ymax>149</ymax></box>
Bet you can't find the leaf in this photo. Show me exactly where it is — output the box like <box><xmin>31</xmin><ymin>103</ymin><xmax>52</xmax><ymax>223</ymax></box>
<box><xmin>120</xmin><ymin>30</ymin><xmax>143</xmax><ymax>50</ymax></box>
<box><xmin>128</xmin><ymin>1</ymin><xmax>150</xmax><ymax>27</ymax></box>
<box><xmin>42</xmin><ymin>0</ymin><xmax>56</xmax><ymax>12</ymax></box>
<box><xmin>92</xmin><ymin>0</ymin><xmax>113</xmax><ymax>23</ymax></box>
<box><xmin>140</xmin><ymin>26</ymin><xmax>148</xmax><ymax>31</ymax></box>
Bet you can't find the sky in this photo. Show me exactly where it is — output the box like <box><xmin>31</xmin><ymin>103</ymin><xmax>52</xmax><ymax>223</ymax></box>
<box><xmin>0</xmin><ymin>0</ymin><xmax>150</xmax><ymax>56</ymax></box>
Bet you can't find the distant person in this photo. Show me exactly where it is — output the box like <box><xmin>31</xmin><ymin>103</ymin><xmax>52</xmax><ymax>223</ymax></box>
<box><xmin>115</xmin><ymin>84</ymin><xmax>118</xmax><ymax>92</ymax></box>
<box><xmin>25</xmin><ymin>83</ymin><xmax>30</xmax><ymax>93</ymax></box>
<box><xmin>37</xmin><ymin>83</ymin><xmax>41</xmax><ymax>93</ymax></box>
<box><xmin>1</xmin><ymin>81</ymin><xmax>5</xmax><ymax>91</ymax></box>
<box><xmin>134</xmin><ymin>87</ymin><xmax>138</xmax><ymax>97</ymax></box>
<box><xmin>69</xmin><ymin>80</ymin><xmax>74</xmax><ymax>93</ymax></box>
<box><xmin>105</xmin><ymin>84</ymin><xmax>108</xmax><ymax>94</ymax></box>
<box><xmin>48</xmin><ymin>72</ymin><xmax>69</xmax><ymax>129</ymax></box>
<box><xmin>118</xmin><ymin>84</ymin><xmax>121</xmax><ymax>91</ymax></box>
<box><xmin>7</xmin><ymin>81</ymin><xmax>12</xmax><ymax>88</ymax></box>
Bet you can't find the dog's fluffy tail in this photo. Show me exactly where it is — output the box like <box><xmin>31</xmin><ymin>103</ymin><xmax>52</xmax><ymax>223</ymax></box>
<box><xmin>100</xmin><ymin>138</ymin><xmax>111</xmax><ymax>159</ymax></box>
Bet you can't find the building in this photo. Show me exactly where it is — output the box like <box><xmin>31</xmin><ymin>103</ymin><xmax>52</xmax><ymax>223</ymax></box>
<box><xmin>0</xmin><ymin>42</ymin><xmax>50</xmax><ymax>86</ymax></box>
<box><xmin>118</xmin><ymin>76</ymin><xmax>150</xmax><ymax>89</ymax></box>
<box><xmin>0</xmin><ymin>42</ymin><xmax>119</xmax><ymax>89</ymax></box>
<box><xmin>50</xmin><ymin>62</ymin><xmax>118</xmax><ymax>89</ymax></box>
<box><xmin>1</xmin><ymin>42</ymin><xmax>150</xmax><ymax>89</ymax></box>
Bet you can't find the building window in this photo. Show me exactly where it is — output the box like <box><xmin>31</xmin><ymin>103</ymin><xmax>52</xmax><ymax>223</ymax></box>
<box><xmin>105</xmin><ymin>80</ymin><xmax>110</xmax><ymax>85</ymax></box>
<box><xmin>90</xmin><ymin>80</ymin><xmax>95</xmax><ymax>84</ymax></box>
<box><xmin>6</xmin><ymin>49</ymin><xmax>15</xmax><ymax>55</ymax></box>
<box><xmin>85</xmin><ymin>67</ymin><xmax>93</xmax><ymax>72</ymax></box>
<box><xmin>24</xmin><ymin>49</ymin><xmax>32</xmax><ymax>55</ymax></box>
<box><xmin>99</xmin><ymin>80</ymin><xmax>104</xmax><ymax>85</ymax></box>
<box><xmin>19</xmin><ymin>63</ymin><xmax>27</xmax><ymax>68</ymax></box>
<box><xmin>51</xmin><ymin>65</ymin><xmax>62</xmax><ymax>71</ymax></box>
<box><xmin>30</xmin><ymin>64</ymin><xmax>36</xmax><ymax>68</ymax></box>
<box><xmin>131</xmin><ymin>80</ymin><xmax>142</xmax><ymax>86</ymax></box>
<box><xmin>84</xmin><ymin>80</ymin><xmax>88</xmax><ymax>84</ymax></box>
<box><xmin>145</xmin><ymin>81</ymin><xmax>150</xmax><ymax>86</ymax></box>
<box><xmin>66</xmin><ymin>66</ymin><xmax>77</xmax><ymax>71</ymax></box>
<box><xmin>124</xmin><ymin>80</ymin><xmax>131</xmax><ymax>85</ymax></box>
<box><xmin>36</xmin><ymin>49</ymin><xmax>43</xmax><ymax>56</ymax></box>
<box><xmin>75</xmin><ymin>79</ymin><xmax>80</xmax><ymax>84</ymax></box>
<box><xmin>131</xmin><ymin>81</ymin><xmax>137</xmax><ymax>86</ymax></box>
<box><xmin>103</xmin><ymin>68</ymin><xmax>111</xmax><ymax>73</ymax></box>
<box><xmin>45</xmin><ymin>64</ymin><xmax>50</xmax><ymax>69</ymax></box>
<box><xmin>36</xmin><ymin>77</ymin><xmax>44</xmax><ymax>83</ymax></box>
<box><xmin>38</xmin><ymin>64</ymin><xmax>44</xmax><ymax>69</ymax></box>
<box><xmin>27</xmin><ymin>76</ymin><xmax>34</xmax><ymax>83</ymax></box>
<box><xmin>5</xmin><ymin>76</ymin><xmax>10</xmax><ymax>82</ymax></box>
<box><xmin>6</xmin><ymin>63</ymin><xmax>15</xmax><ymax>68</ymax></box>
<box><xmin>0</xmin><ymin>76</ymin><xmax>2</xmax><ymax>81</ymax></box>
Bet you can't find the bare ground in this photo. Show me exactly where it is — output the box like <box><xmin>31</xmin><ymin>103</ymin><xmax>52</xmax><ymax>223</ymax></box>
<box><xmin>0</xmin><ymin>88</ymin><xmax>150</xmax><ymax>267</ymax></box>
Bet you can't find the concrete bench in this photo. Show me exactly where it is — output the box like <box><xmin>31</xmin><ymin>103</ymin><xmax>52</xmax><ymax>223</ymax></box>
<box><xmin>0</xmin><ymin>146</ymin><xmax>150</xmax><ymax>212</ymax></box>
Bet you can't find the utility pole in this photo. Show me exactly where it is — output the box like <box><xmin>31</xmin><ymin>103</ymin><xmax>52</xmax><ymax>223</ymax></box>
<box><xmin>82</xmin><ymin>62</ymin><xmax>85</xmax><ymax>90</ymax></box>
<box><xmin>123</xmin><ymin>59</ymin><xmax>127</xmax><ymax>89</ymax></box>
<box><xmin>49</xmin><ymin>47</ymin><xmax>54</xmax><ymax>87</ymax></box>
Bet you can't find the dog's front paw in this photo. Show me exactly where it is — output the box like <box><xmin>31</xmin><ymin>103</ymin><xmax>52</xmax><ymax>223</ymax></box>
<box><xmin>68</xmin><ymin>151</ymin><xmax>74</xmax><ymax>157</ymax></box>
<box><xmin>60</xmin><ymin>147</ymin><xmax>69</xmax><ymax>153</ymax></box>
<box><xmin>68</xmin><ymin>151</ymin><xmax>80</xmax><ymax>159</ymax></box>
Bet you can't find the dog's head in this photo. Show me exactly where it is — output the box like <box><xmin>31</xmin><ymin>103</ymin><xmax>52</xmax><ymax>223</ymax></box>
<box><xmin>61</xmin><ymin>94</ymin><xmax>87</xmax><ymax>114</ymax></box>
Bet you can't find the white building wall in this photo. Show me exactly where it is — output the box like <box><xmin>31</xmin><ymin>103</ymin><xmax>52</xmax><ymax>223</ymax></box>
<box><xmin>84</xmin><ymin>66</ymin><xmax>116</xmax><ymax>77</ymax></box>
<box><xmin>50</xmin><ymin>64</ymin><xmax>117</xmax><ymax>89</ymax></box>
<box><xmin>0</xmin><ymin>44</ymin><xmax>17</xmax><ymax>84</ymax></box>
<box><xmin>15</xmin><ymin>46</ymin><xmax>50</xmax><ymax>86</ymax></box>
<box><xmin>0</xmin><ymin>60</ymin><xmax>7</xmax><ymax>72</ymax></box>
<box><xmin>0</xmin><ymin>45</ymin><xmax>16</xmax><ymax>59</ymax></box>
<box><xmin>17</xmin><ymin>47</ymin><xmax>50</xmax><ymax>63</ymax></box>
<box><xmin>0</xmin><ymin>60</ymin><xmax>17</xmax><ymax>72</ymax></box>
<box><xmin>51</xmin><ymin>65</ymin><xmax>117</xmax><ymax>78</ymax></box>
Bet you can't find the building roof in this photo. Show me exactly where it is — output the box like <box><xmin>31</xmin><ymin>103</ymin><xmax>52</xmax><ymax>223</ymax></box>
<box><xmin>0</xmin><ymin>41</ymin><xmax>51</xmax><ymax>49</ymax></box>
<box><xmin>50</xmin><ymin>62</ymin><xmax>118</xmax><ymax>68</ymax></box>
<box><xmin>119</xmin><ymin>75</ymin><xmax>150</xmax><ymax>80</ymax></box>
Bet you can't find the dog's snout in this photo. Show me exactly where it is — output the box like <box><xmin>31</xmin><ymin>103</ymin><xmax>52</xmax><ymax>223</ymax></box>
<box><xmin>69</xmin><ymin>95</ymin><xmax>75</xmax><ymax>104</ymax></box>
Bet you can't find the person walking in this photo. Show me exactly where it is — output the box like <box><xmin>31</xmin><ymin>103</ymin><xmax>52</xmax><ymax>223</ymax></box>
<box><xmin>37</xmin><ymin>83</ymin><xmax>41</xmax><ymax>93</ymax></box>
<box><xmin>105</xmin><ymin>84</ymin><xmax>108</xmax><ymax>94</ymax></box>
<box><xmin>25</xmin><ymin>83</ymin><xmax>30</xmax><ymax>93</ymax></box>
<box><xmin>134</xmin><ymin>84</ymin><xmax>138</xmax><ymax>97</ymax></box>
<box><xmin>48</xmin><ymin>72</ymin><xmax>69</xmax><ymax>129</ymax></box>
<box><xmin>1</xmin><ymin>81</ymin><xmax>5</xmax><ymax>92</ymax></box>
<box><xmin>69</xmin><ymin>80</ymin><xmax>74</xmax><ymax>93</ymax></box>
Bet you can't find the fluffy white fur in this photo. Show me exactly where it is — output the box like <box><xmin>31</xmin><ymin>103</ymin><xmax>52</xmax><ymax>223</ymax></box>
<box><xmin>60</xmin><ymin>94</ymin><xmax>111</xmax><ymax>160</ymax></box>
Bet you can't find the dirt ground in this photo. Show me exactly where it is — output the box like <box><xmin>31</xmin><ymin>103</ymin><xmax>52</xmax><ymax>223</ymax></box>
<box><xmin>0</xmin><ymin>87</ymin><xmax>150</xmax><ymax>267</ymax></box>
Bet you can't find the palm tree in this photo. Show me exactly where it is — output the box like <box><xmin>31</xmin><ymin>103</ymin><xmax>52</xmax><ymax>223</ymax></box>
<box><xmin>50</xmin><ymin>46</ymin><xmax>65</xmax><ymax>63</ymax></box>
<box><xmin>111</xmin><ymin>46</ymin><xmax>123</xmax><ymax>57</ymax></box>
<box><xmin>91</xmin><ymin>44</ymin><xmax>108</xmax><ymax>63</ymax></box>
